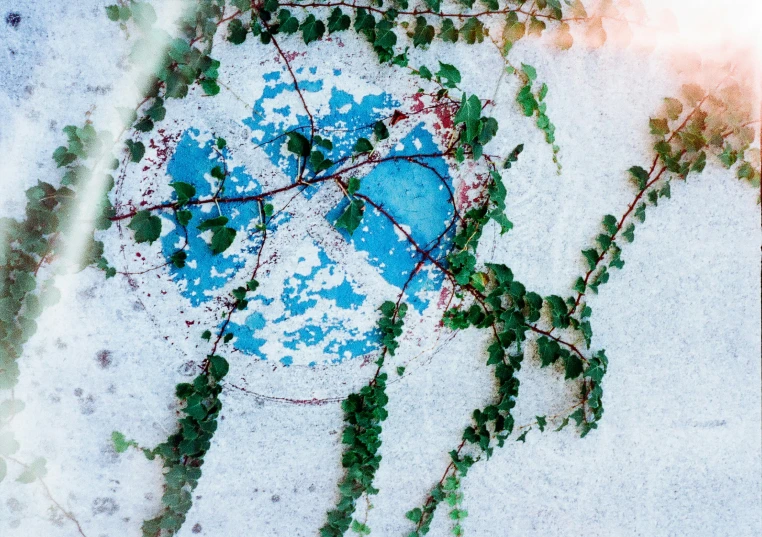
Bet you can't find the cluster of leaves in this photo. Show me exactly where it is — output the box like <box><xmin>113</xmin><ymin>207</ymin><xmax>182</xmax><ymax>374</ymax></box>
<box><xmin>127</xmin><ymin>157</ymin><xmax>242</xmax><ymax>257</ymax></box>
<box><xmin>406</xmin><ymin>470</ymin><xmax>470</xmax><ymax>537</ymax></box>
<box><xmin>1</xmin><ymin>121</ymin><xmax>117</xmax><ymax>481</ymax></box>
<box><xmin>648</xmin><ymin>81</ymin><xmax>760</xmax><ymax>189</ymax></box>
<box><xmin>511</xmin><ymin>63</ymin><xmax>560</xmax><ymax>171</ymax></box>
<box><xmin>320</xmin><ymin>302</ymin><xmax>407</xmax><ymax>537</ymax></box>
<box><xmin>4</xmin><ymin>3</ymin><xmax>757</xmax><ymax>537</ymax></box>
<box><xmin>569</xmin><ymin>74</ymin><xmax>760</xmax><ymax>335</ymax></box>
<box><xmin>452</xmin><ymin>94</ymin><xmax>498</xmax><ymax>161</ymax></box>
<box><xmin>446</xmin><ymin>159</ymin><xmax>518</xmax><ymax>288</ymax></box>
<box><xmin>224</xmin><ymin>1</ymin><xmax>583</xmax><ymax>164</ymax></box>
<box><xmin>536</xmin><ymin>337</ymin><xmax>607</xmax><ymax>436</ymax></box>
<box><xmin>406</xmin><ymin>133</ymin><xmax>626</xmax><ymax>531</ymax></box>
<box><xmin>501</xmin><ymin>0</ymin><xmax>628</xmax><ymax>52</ymax></box>
<box><xmin>138</xmin><ymin>354</ymin><xmax>230</xmax><ymax>537</ymax></box>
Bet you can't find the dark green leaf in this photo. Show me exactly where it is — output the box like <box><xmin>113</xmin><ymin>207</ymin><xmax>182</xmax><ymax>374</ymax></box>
<box><xmin>211</xmin><ymin>227</ymin><xmax>236</xmax><ymax>255</ymax></box>
<box><xmin>335</xmin><ymin>199</ymin><xmax>365</xmax><ymax>235</ymax></box>
<box><xmin>170</xmin><ymin>182</ymin><xmax>196</xmax><ymax>206</ymax></box>
<box><xmin>126</xmin><ymin>140</ymin><xmax>145</xmax><ymax>163</ymax></box>
<box><xmin>227</xmin><ymin>19</ymin><xmax>248</xmax><ymax>44</ymax></box>
<box><xmin>327</xmin><ymin>8</ymin><xmax>351</xmax><ymax>33</ymax></box>
<box><xmin>628</xmin><ymin>166</ymin><xmax>649</xmax><ymax>190</ymax></box>
<box><xmin>301</xmin><ymin>14</ymin><xmax>325</xmax><ymax>44</ymax></box>
<box><xmin>128</xmin><ymin>211</ymin><xmax>161</xmax><ymax>244</ymax></box>
<box><xmin>286</xmin><ymin>131</ymin><xmax>311</xmax><ymax>157</ymax></box>
<box><xmin>354</xmin><ymin>138</ymin><xmax>373</xmax><ymax>154</ymax></box>
<box><xmin>209</xmin><ymin>355</ymin><xmax>229</xmax><ymax>381</ymax></box>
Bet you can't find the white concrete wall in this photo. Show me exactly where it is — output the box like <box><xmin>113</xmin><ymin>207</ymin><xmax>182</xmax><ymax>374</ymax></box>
<box><xmin>1</xmin><ymin>1</ymin><xmax>760</xmax><ymax>536</ymax></box>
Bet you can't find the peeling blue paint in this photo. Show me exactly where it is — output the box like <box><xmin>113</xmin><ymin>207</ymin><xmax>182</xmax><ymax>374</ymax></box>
<box><xmin>161</xmin><ymin>130</ymin><xmax>269</xmax><ymax>307</ymax></box>
<box><xmin>162</xmin><ymin>68</ymin><xmax>456</xmax><ymax>365</ymax></box>
<box><xmin>327</xmin><ymin>123</ymin><xmax>455</xmax><ymax>312</ymax></box>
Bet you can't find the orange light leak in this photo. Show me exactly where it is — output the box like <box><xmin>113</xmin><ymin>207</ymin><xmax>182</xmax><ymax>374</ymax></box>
<box><xmin>662</xmin><ymin>0</ymin><xmax>762</xmax><ymax>54</ymax></box>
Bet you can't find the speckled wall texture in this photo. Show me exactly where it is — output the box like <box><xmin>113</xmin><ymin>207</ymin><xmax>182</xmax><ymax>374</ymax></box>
<box><xmin>1</xmin><ymin>1</ymin><xmax>760</xmax><ymax>537</ymax></box>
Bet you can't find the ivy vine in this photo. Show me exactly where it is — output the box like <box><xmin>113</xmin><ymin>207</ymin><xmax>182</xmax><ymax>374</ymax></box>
<box><xmin>0</xmin><ymin>2</ymin><xmax>758</xmax><ymax>537</ymax></box>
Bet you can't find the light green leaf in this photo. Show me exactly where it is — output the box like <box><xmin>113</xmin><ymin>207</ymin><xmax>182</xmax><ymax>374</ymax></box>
<box><xmin>16</xmin><ymin>457</ymin><xmax>46</xmax><ymax>484</ymax></box>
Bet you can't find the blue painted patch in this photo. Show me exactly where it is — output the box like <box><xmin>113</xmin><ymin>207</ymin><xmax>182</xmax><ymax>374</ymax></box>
<box><xmin>161</xmin><ymin>130</ymin><xmax>269</xmax><ymax>306</ymax></box>
<box><xmin>162</xmin><ymin>68</ymin><xmax>457</xmax><ymax>366</ymax></box>
<box><xmin>326</xmin><ymin>123</ymin><xmax>455</xmax><ymax>312</ymax></box>
<box><xmin>225</xmin><ymin>240</ymin><xmax>378</xmax><ymax>363</ymax></box>
<box><xmin>243</xmin><ymin>67</ymin><xmax>398</xmax><ymax>199</ymax></box>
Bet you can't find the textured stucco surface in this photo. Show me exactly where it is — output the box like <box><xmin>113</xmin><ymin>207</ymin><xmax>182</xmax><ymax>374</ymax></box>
<box><xmin>1</xmin><ymin>1</ymin><xmax>760</xmax><ymax>537</ymax></box>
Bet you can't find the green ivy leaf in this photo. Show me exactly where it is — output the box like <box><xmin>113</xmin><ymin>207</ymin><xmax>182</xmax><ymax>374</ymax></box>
<box><xmin>176</xmin><ymin>209</ymin><xmax>192</xmax><ymax>227</ymax></box>
<box><xmin>211</xmin><ymin>227</ymin><xmax>236</xmax><ymax>255</ymax></box>
<box><xmin>327</xmin><ymin>8</ymin><xmax>351</xmax><ymax>33</ymax></box>
<box><xmin>374</xmin><ymin>20</ymin><xmax>397</xmax><ymax>50</ymax></box>
<box><xmin>335</xmin><ymin>199</ymin><xmax>365</xmax><ymax>235</ymax></box>
<box><xmin>602</xmin><ymin>214</ymin><xmax>617</xmax><ymax>235</ymax></box>
<box><xmin>406</xmin><ymin>508</ymin><xmax>423</xmax><ymax>523</ymax></box>
<box><xmin>628</xmin><ymin>166</ymin><xmax>649</xmax><ymax>190</ymax></box>
<box><xmin>197</xmin><ymin>216</ymin><xmax>229</xmax><ymax>231</ymax></box>
<box><xmin>170</xmin><ymin>182</ymin><xmax>196</xmax><ymax>206</ymax></box>
<box><xmin>634</xmin><ymin>202</ymin><xmax>646</xmax><ymax>223</ymax></box>
<box><xmin>209</xmin><ymin>355</ymin><xmax>229</xmax><ymax>381</ymax></box>
<box><xmin>436</xmin><ymin>62</ymin><xmax>461</xmax><ymax>89</ymax></box>
<box><xmin>126</xmin><ymin>139</ymin><xmax>145</xmax><ymax>163</ymax></box>
<box><xmin>521</xmin><ymin>63</ymin><xmax>537</xmax><ymax>81</ymax></box>
<box><xmin>461</xmin><ymin>17</ymin><xmax>485</xmax><ymax>44</ymax></box>
<box><xmin>454</xmin><ymin>94</ymin><xmax>482</xmax><ymax>143</ymax></box>
<box><xmin>516</xmin><ymin>85</ymin><xmax>537</xmax><ymax>116</ymax></box>
<box><xmin>105</xmin><ymin>5</ymin><xmax>120</xmax><ymax>21</ymax></box>
<box><xmin>170</xmin><ymin>250</ymin><xmax>187</xmax><ymax>268</ymax></box>
<box><xmin>622</xmin><ymin>223</ymin><xmax>635</xmax><ymax>243</ymax></box>
<box><xmin>413</xmin><ymin>17</ymin><xmax>435</xmax><ymax>48</ymax></box>
<box><xmin>354</xmin><ymin>138</ymin><xmax>373</xmax><ymax>154</ymax></box>
<box><xmin>112</xmin><ymin>431</ymin><xmax>134</xmax><ymax>453</ymax></box>
<box><xmin>286</xmin><ymin>131</ymin><xmax>311</xmax><ymax>157</ymax></box>
<box><xmin>128</xmin><ymin>211</ymin><xmax>162</xmax><ymax>244</ymax></box>
<box><xmin>679</xmin><ymin>131</ymin><xmax>705</xmax><ymax>152</ymax></box>
<box><xmin>309</xmin><ymin>150</ymin><xmax>333</xmax><ymax>173</ymax></box>
<box><xmin>582</xmin><ymin>248</ymin><xmax>599</xmax><ymax>270</ymax></box>
<box><xmin>277</xmin><ymin>10</ymin><xmax>300</xmax><ymax>34</ymax></box>
<box><xmin>201</xmin><ymin>79</ymin><xmax>220</xmax><ymax>96</ymax></box>
<box><xmin>564</xmin><ymin>354</ymin><xmax>584</xmax><ymax>379</ymax></box>
<box><xmin>440</xmin><ymin>19</ymin><xmax>459</xmax><ymax>42</ymax></box>
<box><xmin>227</xmin><ymin>19</ymin><xmax>248</xmax><ymax>44</ymax></box>
<box><xmin>691</xmin><ymin>151</ymin><xmax>707</xmax><ymax>173</ymax></box>
<box><xmin>536</xmin><ymin>416</ymin><xmax>547</xmax><ymax>432</ymax></box>
<box><xmin>574</xmin><ymin>277</ymin><xmax>586</xmax><ymax>293</ymax></box>
<box><xmin>347</xmin><ymin>177</ymin><xmax>361</xmax><ymax>196</ymax></box>
<box><xmin>301</xmin><ymin>14</ymin><xmax>325</xmax><ymax>44</ymax></box>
